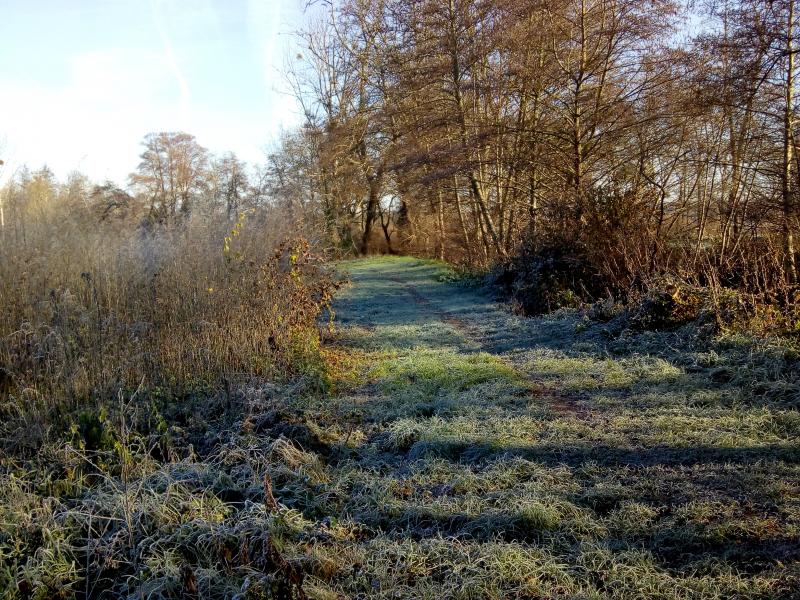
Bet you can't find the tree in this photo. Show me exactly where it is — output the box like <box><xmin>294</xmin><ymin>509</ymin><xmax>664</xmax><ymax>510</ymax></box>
<box><xmin>91</xmin><ymin>181</ymin><xmax>140</xmax><ymax>222</ymax></box>
<box><xmin>210</xmin><ymin>152</ymin><xmax>249</xmax><ymax>220</ymax></box>
<box><xmin>130</xmin><ymin>132</ymin><xmax>209</xmax><ymax>221</ymax></box>
<box><xmin>271</xmin><ymin>0</ymin><xmax>800</xmax><ymax>293</ymax></box>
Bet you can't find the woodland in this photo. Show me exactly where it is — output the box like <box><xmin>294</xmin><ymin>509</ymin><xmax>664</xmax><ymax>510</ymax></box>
<box><xmin>1</xmin><ymin>1</ymin><xmax>800</xmax><ymax>598</ymax></box>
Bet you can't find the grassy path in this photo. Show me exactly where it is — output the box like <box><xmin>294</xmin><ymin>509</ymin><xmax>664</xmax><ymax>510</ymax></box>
<box><xmin>291</xmin><ymin>256</ymin><xmax>800</xmax><ymax>598</ymax></box>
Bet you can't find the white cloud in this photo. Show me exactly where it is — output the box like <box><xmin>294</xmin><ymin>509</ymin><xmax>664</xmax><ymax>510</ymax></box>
<box><xmin>247</xmin><ymin>0</ymin><xmax>283</xmax><ymax>93</ymax></box>
<box><xmin>247</xmin><ymin>0</ymin><xmax>304</xmax><ymax>131</ymax></box>
<box><xmin>0</xmin><ymin>49</ymin><xmax>180</xmax><ymax>183</ymax></box>
<box><xmin>150</xmin><ymin>0</ymin><xmax>193</xmax><ymax>118</ymax></box>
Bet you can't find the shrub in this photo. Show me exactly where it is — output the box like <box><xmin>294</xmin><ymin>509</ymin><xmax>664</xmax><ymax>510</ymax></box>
<box><xmin>628</xmin><ymin>278</ymin><xmax>756</xmax><ymax>333</ymax></box>
<box><xmin>492</xmin><ymin>242</ymin><xmax>605</xmax><ymax>316</ymax></box>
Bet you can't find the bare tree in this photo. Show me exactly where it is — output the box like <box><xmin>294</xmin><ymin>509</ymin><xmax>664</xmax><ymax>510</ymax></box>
<box><xmin>130</xmin><ymin>132</ymin><xmax>210</xmax><ymax>221</ymax></box>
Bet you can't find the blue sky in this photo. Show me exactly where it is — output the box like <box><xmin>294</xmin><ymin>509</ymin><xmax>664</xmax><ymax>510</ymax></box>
<box><xmin>0</xmin><ymin>0</ymin><xmax>306</xmax><ymax>184</ymax></box>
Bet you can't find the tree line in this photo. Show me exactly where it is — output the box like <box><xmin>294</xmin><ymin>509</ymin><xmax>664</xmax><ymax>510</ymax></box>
<box><xmin>3</xmin><ymin>0</ymin><xmax>799</xmax><ymax>303</ymax></box>
<box><xmin>0</xmin><ymin>132</ymin><xmax>305</xmax><ymax>244</ymax></box>
<box><xmin>269</xmin><ymin>0</ymin><xmax>800</xmax><ymax>301</ymax></box>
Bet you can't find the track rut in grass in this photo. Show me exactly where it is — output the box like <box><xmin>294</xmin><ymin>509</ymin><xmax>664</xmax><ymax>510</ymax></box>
<box><xmin>334</xmin><ymin>255</ymin><xmax>586</xmax><ymax>417</ymax></box>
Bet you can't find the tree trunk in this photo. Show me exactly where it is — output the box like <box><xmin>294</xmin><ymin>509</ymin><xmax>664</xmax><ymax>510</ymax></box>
<box><xmin>360</xmin><ymin>174</ymin><xmax>382</xmax><ymax>255</ymax></box>
<box><xmin>783</xmin><ymin>0</ymin><xmax>797</xmax><ymax>283</ymax></box>
<box><xmin>436</xmin><ymin>187</ymin><xmax>445</xmax><ymax>260</ymax></box>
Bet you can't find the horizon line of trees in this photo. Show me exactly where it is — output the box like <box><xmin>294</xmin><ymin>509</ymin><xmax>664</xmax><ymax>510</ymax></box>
<box><xmin>0</xmin><ymin>131</ymin><xmax>315</xmax><ymax>246</ymax></box>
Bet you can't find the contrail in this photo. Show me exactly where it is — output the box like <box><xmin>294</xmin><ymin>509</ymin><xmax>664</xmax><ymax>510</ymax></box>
<box><xmin>150</xmin><ymin>0</ymin><xmax>192</xmax><ymax>120</ymax></box>
<box><xmin>247</xmin><ymin>0</ymin><xmax>282</xmax><ymax>92</ymax></box>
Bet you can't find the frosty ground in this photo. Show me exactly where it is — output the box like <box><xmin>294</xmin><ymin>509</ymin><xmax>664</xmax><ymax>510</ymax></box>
<box><xmin>290</xmin><ymin>255</ymin><xmax>799</xmax><ymax>598</ymax></box>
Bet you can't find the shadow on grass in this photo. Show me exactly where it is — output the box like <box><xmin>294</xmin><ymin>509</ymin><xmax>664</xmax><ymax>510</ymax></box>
<box><xmin>351</xmin><ymin>502</ymin><xmax>800</xmax><ymax>577</ymax></box>
<box><xmin>325</xmin><ymin>256</ymin><xmax>800</xmax><ymax>594</ymax></box>
<box><xmin>405</xmin><ymin>439</ymin><xmax>800</xmax><ymax>467</ymax></box>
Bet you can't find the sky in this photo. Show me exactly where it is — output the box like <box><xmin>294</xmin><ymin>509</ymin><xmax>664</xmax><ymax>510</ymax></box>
<box><xmin>0</xmin><ymin>0</ymin><xmax>307</xmax><ymax>185</ymax></box>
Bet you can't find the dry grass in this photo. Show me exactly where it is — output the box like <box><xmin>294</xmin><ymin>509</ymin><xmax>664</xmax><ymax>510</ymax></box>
<box><xmin>0</xmin><ymin>201</ymin><xmax>336</xmax><ymax>597</ymax></box>
<box><xmin>0</xmin><ymin>207</ymin><xmax>335</xmax><ymax>455</ymax></box>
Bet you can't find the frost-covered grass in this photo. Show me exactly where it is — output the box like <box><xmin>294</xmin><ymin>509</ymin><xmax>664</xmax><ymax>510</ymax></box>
<box><xmin>3</xmin><ymin>255</ymin><xmax>800</xmax><ymax>598</ymax></box>
<box><xmin>302</xmin><ymin>256</ymin><xmax>800</xmax><ymax>598</ymax></box>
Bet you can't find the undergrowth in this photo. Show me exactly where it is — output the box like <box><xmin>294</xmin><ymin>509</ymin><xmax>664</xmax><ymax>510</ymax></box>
<box><xmin>0</xmin><ymin>205</ymin><xmax>335</xmax><ymax>598</ymax></box>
